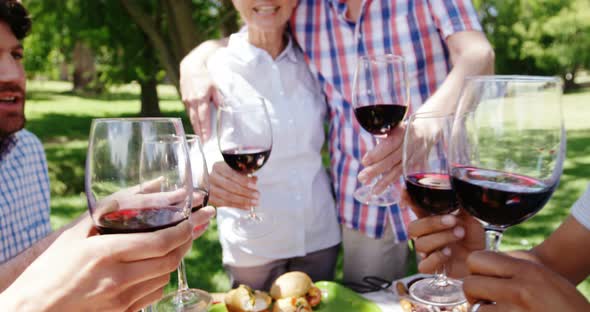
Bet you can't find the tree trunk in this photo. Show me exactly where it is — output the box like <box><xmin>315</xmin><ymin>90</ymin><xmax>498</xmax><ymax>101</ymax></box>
<box><xmin>72</xmin><ymin>41</ymin><xmax>96</xmax><ymax>91</ymax></box>
<box><xmin>140</xmin><ymin>78</ymin><xmax>161</xmax><ymax>117</ymax></box>
<box><xmin>220</xmin><ymin>0</ymin><xmax>240</xmax><ymax>37</ymax></box>
<box><xmin>119</xmin><ymin>0</ymin><xmax>181</xmax><ymax>91</ymax></box>
<box><xmin>163</xmin><ymin>0</ymin><xmax>199</xmax><ymax>55</ymax></box>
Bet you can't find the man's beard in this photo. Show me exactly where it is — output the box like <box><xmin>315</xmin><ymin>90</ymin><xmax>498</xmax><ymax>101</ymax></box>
<box><xmin>0</xmin><ymin>113</ymin><xmax>25</xmax><ymax>138</ymax></box>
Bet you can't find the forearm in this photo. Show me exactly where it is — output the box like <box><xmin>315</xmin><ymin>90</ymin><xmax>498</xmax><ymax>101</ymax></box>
<box><xmin>417</xmin><ymin>31</ymin><xmax>494</xmax><ymax>115</ymax></box>
<box><xmin>180</xmin><ymin>38</ymin><xmax>229</xmax><ymax>72</ymax></box>
<box><xmin>0</xmin><ymin>212</ymin><xmax>87</xmax><ymax>292</ymax></box>
<box><xmin>508</xmin><ymin>216</ymin><xmax>590</xmax><ymax>285</ymax></box>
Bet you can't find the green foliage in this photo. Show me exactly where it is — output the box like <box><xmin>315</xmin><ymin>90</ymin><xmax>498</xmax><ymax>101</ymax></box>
<box><xmin>479</xmin><ymin>0</ymin><xmax>590</xmax><ymax>88</ymax></box>
<box><xmin>21</xmin><ymin>0</ymin><xmax>231</xmax><ymax>87</ymax></box>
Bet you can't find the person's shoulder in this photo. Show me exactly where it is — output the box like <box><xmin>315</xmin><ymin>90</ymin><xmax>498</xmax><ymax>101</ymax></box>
<box><xmin>14</xmin><ymin>130</ymin><xmax>43</xmax><ymax>147</ymax></box>
<box><xmin>14</xmin><ymin>130</ymin><xmax>45</xmax><ymax>155</ymax></box>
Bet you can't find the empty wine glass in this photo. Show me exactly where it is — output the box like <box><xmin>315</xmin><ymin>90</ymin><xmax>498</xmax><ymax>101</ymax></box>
<box><xmin>449</xmin><ymin>76</ymin><xmax>565</xmax><ymax>251</ymax></box>
<box><xmin>155</xmin><ymin>134</ymin><xmax>212</xmax><ymax>311</ymax></box>
<box><xmin>217</xmin><ymin>96</ymin><xmax>273</xmax><ymax>239</ymax></box>
<box><xmin>352</xmin><ymin>54</ymin><xmax>409</xmax><ymax>206</ymax></box>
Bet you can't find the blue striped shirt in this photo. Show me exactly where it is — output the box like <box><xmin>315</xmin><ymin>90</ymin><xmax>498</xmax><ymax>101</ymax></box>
<box><xmin>0</xmin><ymin>130</ymin><xmax>51</xmax><ymax>263</ymax></box>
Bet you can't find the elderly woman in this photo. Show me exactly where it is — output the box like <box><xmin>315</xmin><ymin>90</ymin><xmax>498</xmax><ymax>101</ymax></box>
<box><xmin>202</xmin><ymin>0</ymin><xmax>341</xmax><ymax>291</ymax></box>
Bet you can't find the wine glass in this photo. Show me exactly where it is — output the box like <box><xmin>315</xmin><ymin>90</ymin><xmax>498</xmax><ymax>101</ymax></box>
<box><xmin>85</xmin><ymin>118</ymin><xmax>193</xmax><ymax>311</ymax></box>
<box><xmin>155</xmin><ymin>134</ymin><xmax>212</xmax><ymax>311</ymax></box>
<box><xmin>352</xmin><ymin>54</ymin><xmax>409</xmax><ymax>206</ymax></box>
<box><xmin>403</xmin><ymin>112</ymin><xmax>466</xmax><ymax>306</ymax></box>
<box><xmin>85</xmin><ymin>118</ymin><xmax>192</xmax><ymax>234</ymax></box>
<box><xmin>449</xmin><ymin>76</ymin><xmax>565</xmax><ymax>251</ymax></box>
<box><xmin>217</xmin><ymin>96</ymin><xmax>273</xmax><ymax>239</ymax></box>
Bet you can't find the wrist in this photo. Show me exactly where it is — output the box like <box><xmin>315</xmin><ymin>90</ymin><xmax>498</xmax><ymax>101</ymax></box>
<box><xmin>0</xmin><ymin>286</ymin><xmax>49</xmax><ymax>311</ymax></box>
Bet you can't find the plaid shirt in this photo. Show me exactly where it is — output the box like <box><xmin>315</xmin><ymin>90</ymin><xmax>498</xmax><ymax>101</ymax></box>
<box><xmin>291</xmin><ymin>0</ymin><xmax>482</xmax><ymax>240</ymax></box>
<box><xmin>0</xmin><ymin>130</ymin><xmax>51</xmax><ymax>263</ymax></box>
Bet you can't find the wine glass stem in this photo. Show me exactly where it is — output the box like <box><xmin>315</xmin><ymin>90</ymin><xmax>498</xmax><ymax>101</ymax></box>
<box><xmin>432</xmin><ymin>263</ymin><xmax>450</xmax><ymax>287</ymax></box>
<box><xmin>246</xmin><ymin>174</ymin><xmax>258</xmax><ymax>219</ymax></box>
<box><xmin>177</xmin><ymin>259</ymin><xmax>189</xmax><ymax>291</ymax></box>
<box><xmin>485</xmin><ymin>228</ymin><xmax>504</xmax><ymax>251</ymax></box>
<box><xmin>367</xmin><ymin>136</ymin><xmax>386</xmax><ymax>196</ymax></box>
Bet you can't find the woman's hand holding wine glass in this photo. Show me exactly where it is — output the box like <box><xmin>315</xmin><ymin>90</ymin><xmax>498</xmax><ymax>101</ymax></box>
<box><xmin>217</xmin><ymin>96</ymin><xmax>273</xmax><ymax>239</ymax></box>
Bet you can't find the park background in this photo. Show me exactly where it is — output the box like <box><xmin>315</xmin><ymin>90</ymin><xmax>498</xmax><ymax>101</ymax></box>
<box><xmin>18</xmin><ymin>0</ymin><xmax>590</xmax><ymax>298</ymax></box>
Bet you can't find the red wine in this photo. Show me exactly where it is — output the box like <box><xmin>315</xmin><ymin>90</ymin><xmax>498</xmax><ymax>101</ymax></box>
<box><xmin>96</xmin><ymin>206</ymin><xmax>186</xmax><ymax>234</ymax></box>
<box><xmin>221</xmin><ymin>147</ymin><xmax>271</xmax><ymax>175</ymax></box>
<box><xmin>192</xmin><ymin>188</ymin><xmax>209</xmax><ymax>213</ymax></box>
<box><xmin>405</xmin><ymin>173</ymin><xmax>458</xmax><ymax>215</ymax></box>
<box><xmin>451</xmin><ymin>167</ymin><xmax>556</xmax><ymax>228</ymax></box>
<box><xmin>354</xmin><ymin>104</ymin><xmax>407</xmax><ymax>136</ymax></box>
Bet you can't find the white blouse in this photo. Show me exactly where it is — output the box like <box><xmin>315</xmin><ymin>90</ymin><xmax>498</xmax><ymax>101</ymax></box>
<box><xmin>572</xmin><ymin>184</ymin><xmax>590</xmax><ymax>231</ymax></box>
<box><xmin>205</xmin><ymin>32</ymin><xmax>341</xmax><ymax>267</ymax></box>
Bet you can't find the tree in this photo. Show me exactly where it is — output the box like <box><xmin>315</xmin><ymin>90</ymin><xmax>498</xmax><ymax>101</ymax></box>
<box><xmin>119</xmin><ymin>0</ymin><xmax>239</xmax><ymax>93</ymax></box>
<box><xmin>478</xmin><ymin>0</ymin><xmax>589</xmax><ymax>90</ymax></box>
<box><xmin>23</xmin><ymin>0</ymin><xmax>239</xmax><ymax>114</ymax></box>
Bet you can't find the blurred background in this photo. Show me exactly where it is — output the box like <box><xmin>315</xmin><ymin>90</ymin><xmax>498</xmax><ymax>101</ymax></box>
<box><xmin>19</xmin><ymin>0</ymin><xmax>590</xmax><ymax>297</ymax></box>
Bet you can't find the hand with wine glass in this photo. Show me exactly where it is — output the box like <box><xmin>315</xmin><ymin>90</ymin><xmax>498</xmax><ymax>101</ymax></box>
<box><xmin>0</xmin><ymin>210</ymin><xmax>202</xmax><ymax>312</ymax></box>
<box><xmin>352</xmin><ymin>54</ymin><xmax>409</xmax><ymax>205</ymax></box>
<box><xmin>85</xmin><ymin>118</ymin><xmax>216</xmax><ymax>311</ymax></box>
<box><xmin>463</xmin><ymin>251</ymin><xmax>590</xmax><ymax>312</ymax></box>
<box><xmin>402</xmin><ymin>111</ymin><xmax>470</xmax><ymax>306</ymax></box>
<box><xmin>155</xmin><ymin>134</ymin><xmax>216</xmax><ymax>311</ymax></box>
<box><xmin>217</xmin><ymin>96</ymin><xmax>273</xmax><ymax>239</ymax></box>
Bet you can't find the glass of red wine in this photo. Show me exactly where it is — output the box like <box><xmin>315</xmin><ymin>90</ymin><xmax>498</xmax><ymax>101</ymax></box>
<box><xmin>352</xmin><ymin>54</ymin><xmax>409</xmax><ymax>206</ymax></box>
<box><xmin>85</xmin><ymin>118</ymin><xmax>193</xmax><ymax>311</ymax></box>
<box><xmin>403</xmin><ymin>112</ymin><xmax>465</xmax><ymax>306</ymax></box>
<box><xmin>155</xmin><ymin>134</ymin><xmax>212</xmax><ymax>311</ymax></box>
<box><xmin>449</xmin><ymin>76</ymin><xmax>565</xmax><ymax>252</ymax></box>
<box><xmin>217</xmin><ymin>96</ymin><xmax>273</xmax><ymax>239</ymax></box>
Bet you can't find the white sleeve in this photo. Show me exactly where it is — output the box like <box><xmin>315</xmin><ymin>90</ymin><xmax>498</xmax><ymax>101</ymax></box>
<box><xmin>571</xmin><ymin>184</ymin><xmax>590</xmax><ymax>231</ymax></box>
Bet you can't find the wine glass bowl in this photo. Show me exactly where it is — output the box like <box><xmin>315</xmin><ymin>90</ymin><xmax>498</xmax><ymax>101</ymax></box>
<box><xmin>187</xmin><ymin>134</ymin><xmax>210</xmax><ymax>212</ymax></box>
<box><xmin>449</xmin><ymin>75</ymin><xmax>565</xmax><ymax>250</ymax></box>
<box><xmin>352</xmin><ymin>54</ymin><xmax>409</xmax><ymax>206</ymax></box>
<box><xmin>85</xmin><ymin>118</ymin><xmax>192</xmax><ymax>235</ymax></box>
<box><xmin>217</xmin><ymin>96</ymin><xmax>273</xmax><ymax>238</ymax></box>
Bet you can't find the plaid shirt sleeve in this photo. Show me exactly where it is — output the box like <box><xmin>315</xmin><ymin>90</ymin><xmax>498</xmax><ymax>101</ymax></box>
<box><xmin>427</xmin><ymin>0</ymin><xmax>483</xmax><ymax>38</ymax></box>
<box><xmin>0</xmin><ymin>130</ymin><xmax>51</xmax><ymax>263</ymax></box>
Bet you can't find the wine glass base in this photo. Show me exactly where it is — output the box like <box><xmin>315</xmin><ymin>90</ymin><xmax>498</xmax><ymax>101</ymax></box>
<box><xmin>155</xmin><ymin>288</ymin><xmax>212</xmax><ymax>312</ymax></box>
<box><xmin>408</xmin><ymin>277</ymin><xmax>466</xmax><ymax>307</ymax></box>
<box><xmin>232</xmin><ymin>212</ymin><xmax>274</xmax><ymax>239</ymax></box>
<box><xmin>353</xmin><ymin>185</ymin><xmax>399</xmax><ymax>206</ymax></box>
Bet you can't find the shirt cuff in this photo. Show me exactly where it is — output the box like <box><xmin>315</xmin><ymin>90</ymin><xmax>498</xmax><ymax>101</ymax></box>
<box><xmin>571</xmin><ymin>185</ymin><xmax>590</xmax><ymax>231</ymax></box>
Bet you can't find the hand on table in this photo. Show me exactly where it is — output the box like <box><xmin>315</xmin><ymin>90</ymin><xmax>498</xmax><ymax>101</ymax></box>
<box><xmin>464</xmin><ymin>251</ymin><xmax>590</xmax><ymax>311</ymax></box>
<box><xmin>1</xmin><ymin>207</ymin><xmax>215</xmax><ymax>312</ymax></box>
<box><xmin>209</xmin><ymin>161</ymin><xmax>259</xmax><ymax>210</ymax></box>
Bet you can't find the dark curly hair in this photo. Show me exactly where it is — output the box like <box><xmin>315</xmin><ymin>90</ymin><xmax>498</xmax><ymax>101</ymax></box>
<box><xmin>0</xmin><ymin>0</ymin><xmax>31</xmax><ymax>40</ymax></box>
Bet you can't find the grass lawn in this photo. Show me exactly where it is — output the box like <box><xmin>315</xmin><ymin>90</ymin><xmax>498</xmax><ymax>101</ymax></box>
<box><xmin>24</xmin><ymin>80</ymin><xmax>590</xmax><ymax>298</ymax></box>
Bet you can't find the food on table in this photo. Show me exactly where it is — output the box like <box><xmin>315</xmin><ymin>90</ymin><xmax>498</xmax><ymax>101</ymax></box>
<box><xmin>225</xmin><ymin>285</ymin><xmax>272</xmax><ymax>312</ymax></box>
<box><xmin>272</xmin><ymin>297</ymin><xmax>312</xmax><ymax>312</ymax></box>
<box><xmin>269</xmin><ymin>271</ymin><xmax>322</xmax><ymax>309</ymax></box>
